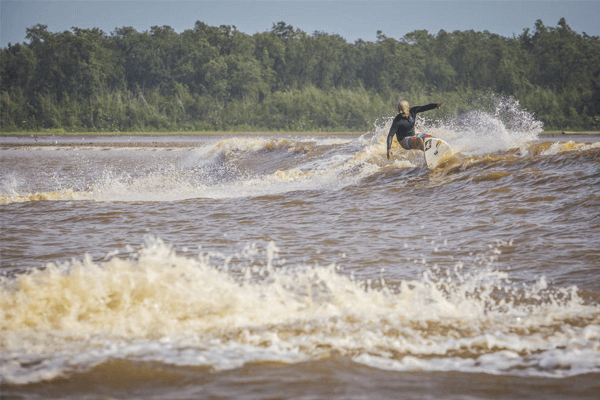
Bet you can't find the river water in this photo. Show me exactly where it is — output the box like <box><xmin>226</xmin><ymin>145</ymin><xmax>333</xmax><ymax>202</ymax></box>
<box><xmin>1</xmin><ymin>103</ymin><xmax>599</xmax><ymax>399</ymax></box>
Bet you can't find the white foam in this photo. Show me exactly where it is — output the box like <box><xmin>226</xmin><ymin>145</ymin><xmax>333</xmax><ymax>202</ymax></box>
<box><xmin>88</xmin><ymin>136</ymin><xmax>387</xmax><ymax>201</ymax></box>
<box><xmin>540</xmin><ymin>140</ymin><xmax>600</xmax><ymax>156</ymax></box>
<box><xmin>1</xmin><ymin>238</ymin><xmax>598</xmax><ymax>383</ymax></box>
<box><xmin>412</xmin><ymin>94</ymin><xmax>542</xmax><ymax>157</ymax></box>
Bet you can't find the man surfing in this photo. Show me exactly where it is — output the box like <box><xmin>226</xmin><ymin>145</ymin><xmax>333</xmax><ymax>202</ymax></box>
<box><xmin>386</xmin><ymin>101</ymin><xmax>445</xmax><ymax>159</ymax></box>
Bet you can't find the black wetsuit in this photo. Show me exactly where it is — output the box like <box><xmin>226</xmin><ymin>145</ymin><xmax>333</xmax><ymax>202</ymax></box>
<box><xmin>386</xmin><ymin>103</ymin><xmax>439</xmax><ymax>154</ymax></box>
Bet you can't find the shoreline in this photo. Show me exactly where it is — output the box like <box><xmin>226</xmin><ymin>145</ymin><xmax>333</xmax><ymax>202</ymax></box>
<box><xmin>0</xmin><ymin>132</ymin><xmax>365</xmax><ymax>150</ymax></box>
<box><xmin>1</xmin><ymin>131</ymin><xmax>598</xmax><ymax>137</ymax></box>
<box><xmin>1</xmin><ymin>131</ymin><xmax>598</xmax><ymax>150</ymax></box>
<box><xmin>0</xmin><ymin>131</ymin><xmax>365</xmax><ymax>138</ymax></box>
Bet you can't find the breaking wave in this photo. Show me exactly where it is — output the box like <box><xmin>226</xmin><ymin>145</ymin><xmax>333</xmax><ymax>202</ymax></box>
<box><xmin>1</xmin><ymin>238</ymin><xmax>599</xmax><ymax>384</ymax></box>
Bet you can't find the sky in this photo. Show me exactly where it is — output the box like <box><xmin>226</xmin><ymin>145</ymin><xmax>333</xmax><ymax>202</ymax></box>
<box><xmin>1</xmin><ymin>0</ymin><xmax>599</xmax><ymax>48</ymax></box>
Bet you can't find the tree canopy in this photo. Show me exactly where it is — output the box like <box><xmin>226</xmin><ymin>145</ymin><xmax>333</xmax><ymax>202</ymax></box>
<box><xmin>1</xmin><ymin>18</ymin><xmax>598</xmax><ymax>132</ymax></box>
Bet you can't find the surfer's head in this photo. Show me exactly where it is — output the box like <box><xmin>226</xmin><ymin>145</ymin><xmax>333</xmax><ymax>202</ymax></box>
<box><xmin>398</xmin><ymin>101</ymin><xmax>410</xmax><ymax>117</ymax></box>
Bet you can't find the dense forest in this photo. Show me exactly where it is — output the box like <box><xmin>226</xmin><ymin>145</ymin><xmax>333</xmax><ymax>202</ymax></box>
<box><xmin>1</xmin><ymin>18</ymin><xmax>599</xmax><ymax>132</ymax></box>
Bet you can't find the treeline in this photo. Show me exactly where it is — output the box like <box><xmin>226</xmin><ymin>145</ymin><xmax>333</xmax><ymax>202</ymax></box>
<box><xmin>1</xmin><ymin>18</ymin><xmax>599</xmax><ymax>132</ymax></box>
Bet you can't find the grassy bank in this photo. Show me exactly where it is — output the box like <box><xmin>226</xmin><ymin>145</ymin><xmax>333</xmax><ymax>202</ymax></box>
<box><xmin>4</xmin><ymin>128</ymin><xmax>598</xmax><ymax>137</ymax></box>
<box><xmin>1</xmin><ymin>130</ymin><xmax>367</xmax><ymax>136</ymax></box>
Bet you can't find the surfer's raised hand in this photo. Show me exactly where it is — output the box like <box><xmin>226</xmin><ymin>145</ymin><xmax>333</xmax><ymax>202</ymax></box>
<box><xmin>387</xmin><ymin>150</ymin><xmax>390</xmax><ymax>159</ymax></box>
<box><xmin>437</xmin><ymin>102</ymin><xmax>446</xmax><ymax>109</ymax></box>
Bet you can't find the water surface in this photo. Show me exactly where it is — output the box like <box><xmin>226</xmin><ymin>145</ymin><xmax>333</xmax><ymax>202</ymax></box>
<box><xmin>1</xmin><ymin>109</ymin><xmax>599</xmax><ymax>399</ymax></box>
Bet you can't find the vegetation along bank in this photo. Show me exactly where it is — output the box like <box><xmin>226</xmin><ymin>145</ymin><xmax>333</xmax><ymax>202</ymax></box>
<box><xmin>1</xmin><ymin>18</ymin><xmax>599</xmax><ymax>133</ymax></box>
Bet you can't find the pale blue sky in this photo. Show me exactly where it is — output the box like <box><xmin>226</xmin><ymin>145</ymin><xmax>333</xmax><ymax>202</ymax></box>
<box><xmin>1</xmin><ymin>1</ymin><xmax>599</xmax><ymax>48</ymax></box>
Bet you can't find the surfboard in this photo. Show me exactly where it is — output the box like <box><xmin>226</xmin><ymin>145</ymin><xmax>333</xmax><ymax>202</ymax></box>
<box><xmin>422</xmin><ymin>135</ymin><xmax>452</xmax><ymax>170</ymax></box>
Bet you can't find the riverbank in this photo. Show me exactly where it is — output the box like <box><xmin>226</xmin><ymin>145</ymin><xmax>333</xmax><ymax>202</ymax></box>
<box><xmin>2</xmin><ymin>129</ymin><xmax>599</xmax><ymax>137</ymax></box>
<box><xmin>0</xmin><ymin>132</ymin><xmax>363</xmax><ymax>150</ymax></box>
<box><xmin>0</xmin><ymin>130</ymin><xmax>365</xmax><ymax>137</ymax></box>
<box><xmin>540</xmin><ymin>131</ymin><xmax>599</xmax><ymax>137</ymax></box>
<box><xmin>2</xmin><ymin>131</ymin><xmax>599</xmax><ymax>150</ymax></box>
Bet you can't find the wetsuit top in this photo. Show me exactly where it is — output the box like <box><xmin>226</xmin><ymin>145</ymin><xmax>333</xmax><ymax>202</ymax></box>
<box><xmin>386</xmin><ymin>103</ymin><xmax>438</xmax><ymax>154</ymax></box>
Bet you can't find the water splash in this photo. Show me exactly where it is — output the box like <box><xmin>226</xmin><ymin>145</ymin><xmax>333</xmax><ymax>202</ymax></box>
<box><xmin>373</xmin><ymin>93</ymin><xmax>544</xmax><ymax>157</ymax></box>
<box><xmin>1</xmin><ymin>238</ymin><xmax>598</xmax><ymax>383</ymax></box>
<box><xmin>425</xmin><ymin>93</ymin><xmax>543</xmax><ymax>156</ymax></box>
<box><xmin>84</xmin><ymin>137</ymin><xmax>382</xmax><ymax>201</ymax></box>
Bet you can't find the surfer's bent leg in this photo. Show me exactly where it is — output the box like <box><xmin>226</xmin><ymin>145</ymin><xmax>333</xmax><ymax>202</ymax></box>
<box><xmin>400</xmin><ymin>136</ymin><xmax>425</xmax><ymax>151</ymax></box>
<box><xmin>399</xmin><ymin>137</ymin><xmax>412</xmax><ymax>150</ymax></box>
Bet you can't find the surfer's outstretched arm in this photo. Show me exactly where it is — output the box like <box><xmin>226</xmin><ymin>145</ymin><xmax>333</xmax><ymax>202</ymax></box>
<box><xmin>411</xmin><ymin>103</ymin><xmax>444</xmax><ymax>114</ymax></box>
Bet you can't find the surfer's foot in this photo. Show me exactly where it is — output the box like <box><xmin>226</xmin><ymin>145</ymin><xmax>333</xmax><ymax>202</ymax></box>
<box><xmin>417</xmin><ymin>138</ymin><xmax>425</xmax><ymax>151</ymax></box>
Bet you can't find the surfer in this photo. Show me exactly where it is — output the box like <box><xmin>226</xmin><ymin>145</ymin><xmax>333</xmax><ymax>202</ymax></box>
<box><xmin>386</xmin><ymin>101</ymin><xmax>445</xmax><ymax>159</ymax></box>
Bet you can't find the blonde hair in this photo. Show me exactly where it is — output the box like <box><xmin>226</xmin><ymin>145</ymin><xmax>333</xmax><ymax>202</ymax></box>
<box><xmin>398</xmin><ymin>101</ymin><xmax>410</xmax><ymax>117</ymax></box>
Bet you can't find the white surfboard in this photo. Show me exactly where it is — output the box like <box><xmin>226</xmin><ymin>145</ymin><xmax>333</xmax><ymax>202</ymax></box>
<box><xmin>422</xmin><ymin>135</ymin><xmax>452</xmax><ymax>170</ymax></box>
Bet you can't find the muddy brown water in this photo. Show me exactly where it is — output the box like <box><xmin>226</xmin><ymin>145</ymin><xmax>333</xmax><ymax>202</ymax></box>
<box><xmin>1</xmin><ymin>126</ymin><xmax>599</xmax><ymax>399</ymax></box>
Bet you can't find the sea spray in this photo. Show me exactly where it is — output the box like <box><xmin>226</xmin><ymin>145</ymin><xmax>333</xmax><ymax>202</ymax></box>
<box><xmin>370</xmin><ymin>93</ymin><xmax>544</xmax><ymax>157</ymax></box>
<box><xmin>1</xmin><ymin>238</ymin><xmax>598</xmax><ymax>383</ymax></box>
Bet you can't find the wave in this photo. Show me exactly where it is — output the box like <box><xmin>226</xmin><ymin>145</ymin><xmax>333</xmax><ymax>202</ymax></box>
<box><xmin>3</xmin><ymin>138</ymin><xmax>597</xmax><ymax>206</ymax></box>
<box><xmin>2</xmin><ymin>138</ymin><xmax>597</xmax><ymax>205</ymax></box>
<box><xmin>414</xmin><ymin>93</ymin><xmax>543</xmax><ymax>156</ymax></box>
<box><xmin>1</xmin><ymin>237</ymin><xmax>599</xmax><ymax>384</ymax></box>
<box><xmin>2</xmin><ymin>95</ymin><xmax>598</xmax><ymax>205</ymax></box>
